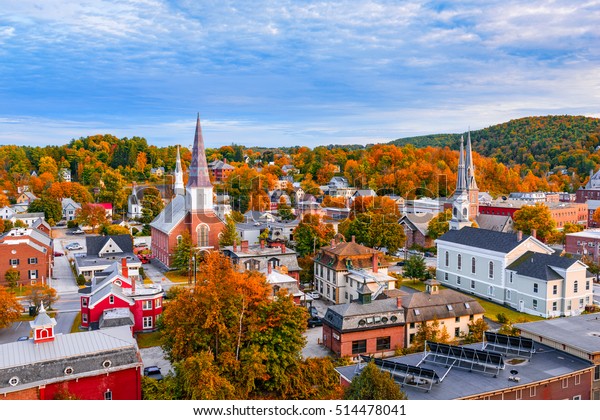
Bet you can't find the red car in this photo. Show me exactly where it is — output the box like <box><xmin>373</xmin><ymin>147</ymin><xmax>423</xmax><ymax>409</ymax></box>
<box><xmin>54</xmin><ymin>251</ymin><xmax>65</xmax><ymax>257</ymax></box>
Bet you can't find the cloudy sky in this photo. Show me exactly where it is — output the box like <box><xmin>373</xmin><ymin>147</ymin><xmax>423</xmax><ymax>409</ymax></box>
<box><xmin>1</xmin><ymin>0</ymin><xmax>599</xmax><ymax>148</ymax></box>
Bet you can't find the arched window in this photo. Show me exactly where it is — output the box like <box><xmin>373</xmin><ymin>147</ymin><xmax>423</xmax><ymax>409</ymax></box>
<box><xmin>471</xmin><ymin>257</ymin><xmax>476</xmax><ymax>274</ymax></box>
<box><xmin>457</xmin><ymin>254</ymin><xmax>462</xmax><ymax>270</ymax></box>
<box><xmin>489</xmin><ymin>261</ymin><xmax>494</xmax><ymax>278</ymax></box>
<box><xmin>445</xmin><ymin>251</ymin><xmax>449</xmax><ymax>267</ymax></box>
<box><xmin>176</xmin><ymin>235</ymin><xmax>182</xmax><ymax>245</ymax></box>
<box><xmin>197</xmin><ymin>224</ymin><xmax>209</xmax><ymax>248</ymax></box>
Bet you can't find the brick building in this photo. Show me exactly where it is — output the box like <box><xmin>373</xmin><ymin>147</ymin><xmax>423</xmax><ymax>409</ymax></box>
<box><xmin>222</xmin><ymin>240</ymin><xmax>301</xmax><ymax>281</ymax></box>
<box><xmin>0</xmin><ymin>306</ymin><xmax>141</xmax><ymax>400</ymax></box>
<box><xmin>399</xmin><ymin>213</ymin><xmax>434</xmax><ymax>249</ymax></box>
<box><xmin>208</xmin><ymin>159</ymin><xmax>234</xmax><ymax>183</ymax></box>
<box><xmin>479</xmin><ymin>201</ymin><xmax>587</xmax><ymax>229</ymax></box>
<box><xmin>0</xmin><ymin>227</ymin><xmax>53</xmax><ymax>287</ymax></box>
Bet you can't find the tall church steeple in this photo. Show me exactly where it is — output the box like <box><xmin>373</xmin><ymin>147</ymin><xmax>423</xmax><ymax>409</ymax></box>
<box><xmin>186</xmin><ymin>114</ymin><xmax>214</xmax><ymax>212</ymax></box>
<box><xmin>465</xmin><ymin>131</ymin><xmax>479</xmax><ymax>218</ymax></box>
<box><xmin>174</xmin><ymin>145</ymin><xmax>185</xmax><ymax>196</ymax></box>
<box><xmin>450</xmin><ymin>135</ymin><xmax>471</xmax><ymax>231</ymax></box>
<box><xmin>456</xmin><ymin>136</ymin><xmax>467</xmax><ymax>193</ymax></box>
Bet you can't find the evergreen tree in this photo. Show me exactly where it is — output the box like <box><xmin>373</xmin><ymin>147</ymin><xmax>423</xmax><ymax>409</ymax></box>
<box><xmin>171</xmin><ymin>231</ymin><xmax>193</xmax><ymax>274</ymax></box>
<box><xmin>344</xmin><ymin>362</ymin><xmax>407</xmax><ymax>400</ymax></box>
<box><xmin>219</xmin><ymin>215</ymin><xmax>240</xmax><ymax>247</ymax></box>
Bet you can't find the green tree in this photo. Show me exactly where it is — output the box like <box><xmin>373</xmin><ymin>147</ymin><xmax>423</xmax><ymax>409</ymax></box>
<box><xmin>403</xmin><ymin>255</ymin><xmax>427</xmax><ymax>281</ymax></box>
<box><xmin>512</xmin><ymin>203</ymin><xmax>556</xmax><ymax>242</ymax></box>
<box><xmin>277</xmin><ymin>201</ymin><xmax>295</xmax><ymax>221</ymax></box>
<box><xmin>140</xmin><ymin>187</ymin><xmax>164</xmax><ymax>224</ymax></box>
<box><xmin>427</xmin><ymin>208</ymin><xmax>452</xmax><ymax>240</ymax></box>
<box><xmin>171</xmin><ymin>231</ymin><xmax>193</xmax><ymax>274</ymax></box>
<box><xmin>5</xmin><ymin>269</ymin><xmax>20</xmax><ymax>288</ymax></box>
<box><xmin>462</xmin><ymin>318</ymin><xmax>489</xmax><ymax>344</ymax></box>
<box><xmin>28</xmin><ymin>197</ymin><xmax>62</xmax><ymax>225</ymax></box>
<box><xmin>98</xmin><ymin>168</ymin><xmax>127</xmax><ymax>210</ymax></box>
<box><xmin>219</xmin><ymin>215</ymin><xmax>240</xmax><ymax>247</ymax></box>
<box><xmin>293</xmin><ymin>216</ymin><xmax>335</xmax><ymax>257</ymax></box>
<box><xmin>345</xmin><ymin>213</ymin><xmax>405</xmax><ymax>254</ymax></box>
<box><xmin>410</xmin><ymin>319</ymin><xmax>452</xmax><ymax>352</ymax></box>
<box><xmin>344</xmin><ymin>361</ymin><xmax>407</xmax><ymax>400</ymax></box>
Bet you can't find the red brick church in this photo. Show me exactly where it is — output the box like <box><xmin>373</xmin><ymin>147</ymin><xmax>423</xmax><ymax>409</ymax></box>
<box><xmin>151</xmin><ymin>115</ymin><xmax>225</xmax><ymax>268</ymax></box>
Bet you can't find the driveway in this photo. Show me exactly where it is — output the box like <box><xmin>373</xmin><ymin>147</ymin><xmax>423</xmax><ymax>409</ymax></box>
<box><xmin>140</xmin><ymin>346</ymin><xmax>173</xmax><ymax>375</ymax></box>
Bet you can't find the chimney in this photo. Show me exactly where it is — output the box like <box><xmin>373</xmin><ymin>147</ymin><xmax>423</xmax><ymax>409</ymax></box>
<box><xmin>121</xmin><ymin>257</ymin><xmax>129</xmax><ymax>279</ymax></box>
<box><xmin>260</xmin><ymin>239</ymin><xmax>265</xmax><ymax>249</ymax></box>
<box><xmin>397</xmin><ymin>296</ymin><xmax>402</xmax><ymax>309</ymax></box>
<box><xmin>517</xmin><ymin>230</ymin><xmax>523</xmax><ymax>241</ymax></box>
<box><xmin>268</xmin><ymin>262</ymin><xmax>272</xmax><ymax>274</ymax></box>
<box><xmin>223</xmin><ymin>158</ymin><xmax>227</xmax><ymax>164</ymax></box>
<box><xmin>280</xmin><ymin>243</ymin><xmax>286</xmax><ymax>253</ymax></box>
<box><xmin>233</xmin><ymin>240</ymin><xmax>237</xmax><ymax>251</ymax></box>
<box><xmin>241</xmin><ymin>240</ymin><xmax>249</xmax><ymax>252</ymax></box>
<box><xmin>372</xmin><ymin>253</ymin><xmax>378</xmax><ymax>273</ymax></box>
<box><xmin>531</xmin><ymin>229</ymin><xmax>537</xmax><ymax>239</ymax></box>
<box><xmin>331</xmin><ymin>239</ymin><xmax>335</xmax><ymax>247</ymax></box>
<box><xmin>351</xmin><ymin>235</ymin><xmax>355</xmax><ymax>243</ymax></box>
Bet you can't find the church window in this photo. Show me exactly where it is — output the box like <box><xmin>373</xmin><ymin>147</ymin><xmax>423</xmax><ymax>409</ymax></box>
<box><xmin>197</xmin><ymin>224</ymin><xmax>209</xmax><ymax>247</ymax></box>
<box><xmin>445</xmin><ymin>251</ymin><xmax>449</xmax><ymax>267</ymax></box>
<box><xmin>488</xmin><ymin>261</ymin><xmax>494</xmax><ymax>278</ymax></box>
<box><xmin>471</xmin><ymin>257</ymin><xmax>476</xmax><ymax>274</ymax></box>
<box><xmin>457</xmin><ymin>254</ymin><xmax>462</xmax><ymax>270</ymax></box>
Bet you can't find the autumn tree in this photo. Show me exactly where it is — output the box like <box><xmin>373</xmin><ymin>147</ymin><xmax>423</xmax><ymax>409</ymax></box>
<box><xmin>99</xmin><ymin>168</ymin><xmax>127</xmax><ymax>210</ymax></box>
<box><xmin>100</xmin><ymin>224</ymin><xmax>131</xmax><ymax>236</ymax></box>
<box><xmin>75</xmin><ymin>203</ymin><xmax>108</xmax><ymax>233</ymax></box>
<box><xmin>219</xmin><ymin>215</ymin><xmax>240</xmax><ymax>247</ymax></box>
<box><xmin>26</xmin><ymin>284</ymin><xmax>58</xmax><ymax>314</ymax></box>
<box><xmin>343</xmin><ymin>212</ymin><xmax>405</xmax><ymax>255</ymax></box>
<box><xmin>171</xmin><ymin>231</ymin><xmax>193</xmax><ymax>274</ymax></box>
<box><xmin>277</xmin><ymin>199</ymin><xmax>295</xmax><ymax>221</ymax></box>
<box><xmin>344</xmin><ymin>361</ymin><xmax>407</xmax><ymax>400</ymax></box>
<box><xmin>410</xmin><ymin>319</ymin><xmax>452</xmax><ymax>352</ymax></box>
<box><xmin>5</xmin><ymin>269</ymin><xmax>20</xmax><ymax>288</ymax></box>
<box><xmin>293</xmin><ymin>215</ymin><xmax>335</xmax><ymax>257</ymax></box>
<box><xmin>38</xmin><ymin>156</ymin><xmax>59</xmax><ymax>179</ymax></box>
<box><xmin>513</xmin><ymin>203</ymin><xmax>556</xmax><ymax>242</ymax></box>
<box><xmin>427</xmin><ymin>208</ymin><xmax>452</xmax><ymax>240</ymax></box>
<box><xmin>0</xmin><ymin>287</ymin><xmax>22</xmax><ymax>328</ymax></box>
<box><xmin>593</xmin><ymin>207</ymin><xmax>600</xmax><ymax>226</ymax></box>
<box><xmin>140</xmin><ymin>187</ymin><xmax>164</xmax><ymax>224</ymax></box>
<box><xmin>462</xmin><ymin>318</ymin><xmax>489</xmax><ymax>344</ymax></box>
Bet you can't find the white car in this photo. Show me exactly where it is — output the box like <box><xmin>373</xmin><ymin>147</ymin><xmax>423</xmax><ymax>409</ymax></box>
<box><xmin>308</xmin><ymin>292</ymin><xmax>320</xmax><ymax>300</ymax></box>
<box><xmin>66</xmin><ymin>243</ymin><xmax>83</xmax><ymax>250</ymax></box>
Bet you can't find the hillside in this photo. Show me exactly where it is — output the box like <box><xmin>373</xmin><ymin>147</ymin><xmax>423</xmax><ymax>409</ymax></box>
<box><xmin>390</xmin><ymin>115</ymin><xmax>600</xmax><ymax>176</ymax></box>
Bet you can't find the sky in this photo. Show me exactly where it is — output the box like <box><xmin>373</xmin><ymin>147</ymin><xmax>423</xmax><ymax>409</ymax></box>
<box><xmin>0</xmin><ymin>0</ymin><xmax>599</xmax><ymax>149</ymax></box>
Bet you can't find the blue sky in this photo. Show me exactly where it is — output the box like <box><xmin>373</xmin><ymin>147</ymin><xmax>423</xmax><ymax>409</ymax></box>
<box><xmin>1</xmin><ymin>0</ymin><xmax>599</xmax><ymax>149</ymax></box>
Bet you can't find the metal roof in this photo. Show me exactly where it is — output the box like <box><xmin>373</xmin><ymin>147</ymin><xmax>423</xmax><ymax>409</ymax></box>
<box><xmin>437</xmin><ymin>226</ymin><xmax>535</xmax><ymax>253</ymax></box>
<box><xmin>149</xmin><ymin>194</ymin><xmax>186</xmax><ymax>234</ymax></box>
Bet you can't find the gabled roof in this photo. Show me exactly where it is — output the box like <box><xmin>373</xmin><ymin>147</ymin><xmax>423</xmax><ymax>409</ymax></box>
<box><xmin>401</xmin><ymin>289</ymin><xmax>484</xmax><ymax>323</ymax></box>
<box><xmin>506</xmin><ymin>251</ymin><xmax>586</xmax><ymax>281</ymax></box>
<box><xmin>436</xmin><ymin>226</ymin><xmax>549</xmax><ymax>254</ymax></box>
<box><xmin>149</xmin><ymin>194</ymin><xmax>186</xmax><ymax>234</ymax></box>
<box><xmin>353</xmin><ymin>189</ymin><xmax>377</xmax><ymax>197</ymax></box>
<box><xmin>475</xmin><ymin>214</ymin><xmax>513</xmax><ymax>233</ymax></box>
<box><xmin>399</xmin><ymin>213</ymin><xmax>434</xmax><ymax>236</ymax></box>
<box><xmin>86</xmin><ymin>235</ymin><xmax>133</xmax><ymax>256</ymax></box>
<box><xmin>61</xmin><ymin>198</ymin><xmax>81</xmax><ymax>210</ymax></box>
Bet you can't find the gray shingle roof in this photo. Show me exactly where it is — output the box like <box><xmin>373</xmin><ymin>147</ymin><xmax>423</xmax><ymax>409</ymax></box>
<box><xmin>506</xmin><ymin>251</ymin><xmax>582</xmax><ymax>281</ymax></box>
<box><xmin>437</xmin><ymin>226</ymin><xmax>530</xmax><ymax>253</ymax></box>
<box><xmin>401</xmin><ymin>289</ymin><xmax>484</xmax><ymax>323</ymax></box>
<box><xmin>323</xmin><ymin>298</ymin><xmax>405</xmax><ymax>332</ymax></box>
<box><xmin>86</xmin><ymin>234</ymin><xmax>133</xmax><ymax>256</ymax></box>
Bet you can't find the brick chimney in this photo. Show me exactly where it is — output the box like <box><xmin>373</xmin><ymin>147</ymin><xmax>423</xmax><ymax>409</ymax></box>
<box><xmin>372</xmin><ymin>252</ymin><xmax>378</xmax><ymax>273</ymax></box>
<box><xmin>396</xmin><ymin>296</ymin><xmax>402</xmax><ymax>309</ymax></box>
<box><xmin>260</xmin><ymin>239</ymin><xmax>265</xmax><ymax>249</ymax></box>
<box><xmin>280</xmin><ymin>243</ymin><xmax>286</xmax><ymax>253</ymax></box>
<box><xmin>351</xmin><ymin>235</ymin><xmax>355</xmax><ymax>243</ymax></box>
<box><xmin>531</xmin><ymin>229</ymin><xmax>537</xmax><ymax>239</ymax></box>
<box><xmin>121</xmin><ymin>257</ymin><xmax>129</xmax><ymax>279</ymax></box>
<box><xmin>223</xmin><ymin>158</ymin><xmax>227</xmax><ymax>164</ymax></box>
<box><xmin>268</xmin><ymin>262</ymin><xmax>272</xmax><ymax>274</ymax></box>
<box><xmin>241</xmin><ymin>240</ymin><xmax>249</xmax><ymax>252</ymax></box>
<box><xmin>517</xmin><ymin>230</ymin><xmax>523</xmax><ymax>241</ymax></box>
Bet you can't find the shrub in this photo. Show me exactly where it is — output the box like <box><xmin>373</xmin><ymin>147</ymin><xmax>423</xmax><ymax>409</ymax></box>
<box><xmin>496</xmin><ymin>313</ymin><xmax>509</xmax><ymax>324</ymax></box>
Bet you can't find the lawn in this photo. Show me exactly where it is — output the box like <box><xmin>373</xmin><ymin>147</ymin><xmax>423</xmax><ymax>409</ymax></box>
<box><xmin>400</xmin><ymin>280</ymin><xmax>543</xmax><ymax>324</ymax></box>
<box><xmin>70</xmin><ymin>312</ymin><xmax>83</xmax><ymax>333</ymax></box>
<box><xmin>164</xmin><ymin>271</ymin><xmax>192</xmax><ymax>284</ymax></box>
<box><xmin>136</xmin><ymin>331</ymin><xmax>163</xmax><ymax>348</ymax></box>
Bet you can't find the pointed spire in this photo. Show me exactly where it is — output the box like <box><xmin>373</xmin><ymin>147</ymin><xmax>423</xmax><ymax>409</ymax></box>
<box><xmin>174</xmin><ymin>145</ymin><xmax>185</xmax><ymax>195</ymax></box>
<box><xmin>465</xmin><ymin>131</ymin><xmax>478</xmax><ymax>190</ymax></box>
<box><xmin>187</xmin><ymin>114</ymin><xmax>212</xmax><ymax>189</ymax></box>
<box><xmin>456</xmin><ymin>135</ymin><xmax>466</xmax><ymax>193</ymax></box>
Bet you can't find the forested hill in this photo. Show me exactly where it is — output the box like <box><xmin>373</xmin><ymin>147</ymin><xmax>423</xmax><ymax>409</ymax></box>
<box><xmin>390</xmin><ymin>115</ymin><xmax>600</xmax><ymax>176</ymax></box>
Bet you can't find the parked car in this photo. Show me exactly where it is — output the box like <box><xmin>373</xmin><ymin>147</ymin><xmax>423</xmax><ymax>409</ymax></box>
<box><xmin>309</xmin><ymin>306</ymin><xmax>319</xmax><ymax>318</ymax></box>
<box><xmin>396</xmin><ymin>260</ymin><xmax>405</xmax><ymax>266</ymax></box>
<box><xmin>143</xmin><ymin>366</ymin><xmax>163</xmax><ymax>381</ymax></box>
<box><xmin>53</xmin><ymin>251</ymin><xmax>64</xmax><ymax>257</ymax></box>
<box><xmin>136</xmin><ymin>241</ymin><xmax>148</xmax><ymax>248</ymax></box>
<box><xmin>307</xmin><ymin>317</ymin><xmax>323</xmax><ymax>328</ymax></box>
<box><xmin>308</xmin><ymin>291</ymin><xmax>320</xmax><ymax>300</ymax></box>
<box><xmin>56</xmin><ymin>220</ymin><xmax>67</xmax><ymax>227</ymax></box>
<box><xmin>66</xmin><ymin>243</ymin><xmax>83</xmax><ymax>250</ymax></box>
<box><xmin>70</xmin><ymin>228</ymin><xmax>85</xmax><ymax>235</ymax></box>
<box><xmin>17</xmin><ymin>336</ymin><xmax>29</xmax><ymax>342</ymax></box>
<box><xmin>424</xmin><ymin>251</ymin><xmax>434</xmax><ymax>257</ymax></box>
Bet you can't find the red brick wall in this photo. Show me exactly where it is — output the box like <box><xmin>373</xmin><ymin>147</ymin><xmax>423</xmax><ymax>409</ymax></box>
<box><xmin>0</xmin><ymin>242</ymin><xmax>50</xmax><ymax>287</ymax></box>
<box><xmin>323</xmin><ymin>324</ymin><xmax>405</xmax><ymax>358</ymax></box>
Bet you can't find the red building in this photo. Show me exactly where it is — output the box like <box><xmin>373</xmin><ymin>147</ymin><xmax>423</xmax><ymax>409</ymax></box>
<box><xmin>0</xmin><ymin>227</ymin><xmax>53</xmax><ymax>287</ymax></box>
<box><xmin>0</xmin><ymin>305</ymin><xmax>141</xmax><ymax>400</ymax></box>
<box><xmin>151</xmin><ymin>115</ymin><xmax>225</xmax><ymax>269</ymax></box>
<box><xmin>79</xmin><ymin>258</ymin><xmax>163</xmax><ymax>332</ymax></box>
<box><xmin>208</xmin><ymin>159</ymin><xmax>235</xmax><ymax>183</ymax></box>
<box><xmin>322</xmin><ymin>285</ymin><xmax>405</xmax><ymax>359</ymax></box>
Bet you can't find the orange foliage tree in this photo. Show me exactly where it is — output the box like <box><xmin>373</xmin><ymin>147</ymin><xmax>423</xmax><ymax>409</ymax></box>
<box><xmin>0</xmin><ymin>286</ymin><xmax>22</xmax><ymax>328</ymax></box>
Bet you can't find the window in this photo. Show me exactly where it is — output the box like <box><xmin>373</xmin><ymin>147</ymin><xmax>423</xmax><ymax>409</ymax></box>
<box><xmin>28</xmin><ymin>257</ymin><xmax>38</xmax><ymax>264</ymax></box>
<box><xmin>488</xmin><ymin>261</ymin><xmax>494</xmax><ymax>279</ymax></box>
<box><xmin>567</xmin><ymin>300</ymin><xmax>572</xmax><ymax>310</ymax></box>
<box><xmin>506</xmin><ymin>290</ymin><xmax>511</xmax><ymax>300</ymax></box>
<box><xmin>488</xmin><ymin>286</ymin><xmax>494</xmax><ymax>296</ymax></box>
<box><xmin>82</xmin><ymin>298</ymin><xmax>87</xmax><ymax>307</ymax></box>
<box><xmin>509</xmin><ymin>272</ymin><xmax>513</xmax><ymax>283</ymax></box>
<box><xmin>530</xmin><ymin>386</ymin><xmax>536</xmax><ymax>397</ymax></box>
<box><xmin>562</xmin><ymin>378</ymin><xmax>568</xmax><ymax>389</ymax></box>
<box><xmin>104</xmin><ymin>390</ymin><xmax>112</xmax><ymax>400</ymax></box>
<box><xmin>142</xmin><ymin>300</ymin><xmax>152</xmax><ymax>310</ymax></box>
<box><xmin>176</xmin><ymin>235</ymin><xmax>182</xmax><ymax>245</ymax></box>
<box><xmin>469</xmin><ymin>314</ymin><xmax>474</xmax><ymax>321</ymax></box>
<box><xmin>457</xmin><ymin>276</ymin><xmax>461</xmax><ymax>285</ymax></box>
<box><xmin>409</xmin><ymin>322</ymin><xmax>415</xmax><ymax>329</ymax></box>
<box><xmin>447</xmin><ymin>304</ymin><xmax>453</xmax><ymax>311</ymax></box>
<box><xmin>455</xmin><ymin>317</ymin><xmax>460</xmax><ymax>322</ymax></box>
<box><xmin>197</xmin><ymin>224</ymin><xmax>209</xmax><ymax>248</ymax></box>
<box><xmin>409</xmin><ymin>333</ymin><xmax>415</xmax><ymax>344</ymax></box>
<box><xmin>471</xmin><ymin>280</ymin><xmax>475</xmax><ymax>289</ymax></box>
<box><xmin>580</xmin><ymin>298</ymin><xmax>584</xmax><ymax>308</ymax></box>
<box><xmin>82</xmin><ymin>313</ymin><xmax>88</xmax><ymax>323</ymax></box>
<box><xmin>553</xmin><ymin>284</ymin><xmax>557</xmax><ymax>295</ymax></box>
<box><xmin>9</xmin><ymin>259</ymin><xmax>19</xmax><ymax>266</ymax></box>
<box><xmin>464</xmin><ymin>302</ymin><xmax>470</xmax><ymax>309</ymax></box>
<box><xmin>444</xmin><ymin>272</ymin><xmax>448</xmax><ymax>281</ymax></box>
<box><xmin>445</xmin><ymin>251</ymin><xmax>449</xmax><ymax>267</ymax></box>
<box><xmin>515</xmin><ymin>389</ymin><xmax>522</xmax><ymax>400</ymax></box>
<box><xmin>533</xmin><ymin>283</ymin><xmax>538</xmax><ymax>293</ymax></box>
<box><xmin>352</xmin><ymin>340</ymin><xmax>367</xmax><ymax>354</ymax></box>
<box><xmin>143</xmin><ymin>316</ymin><xmax>153</xmax><ymax>329</ymax></box>
<box><xmin>586</xmin><ymin>281</ymin><xmax>590</xmax><ymax>291</ymax></box>
<box><xmin>471</xmin><ymin>257</ymin><xmax>476</xmax><ymax>274</ymax></box>
<box><xmin>457</xmin><ymin>254</ymin><xmax>462</xmax><ymax>270</ymax></box>
<box><xmin>28</xmin><ymin>270</ymin><xmax>38</xmax><ymax>279</ymax></box>
<box><xmin>376</xmin><ymin>337</ymin><xmax>391</xmax><ymax>351</ymax></box>
<box><xmin>575</xmin><ymin>375</ymin><xmax>581</xmax><ymax>385</ymax></box>
<box><xmin>109</xmin><ymin>295</ymin><xmax>114</xmax><ymax>304</ymax></box>
<box><xmin>454</xmin><ymin>327</ymin><xmax>460</xmax><ymax>337</ymax></box>
<box><xmin>533</xmin><ymin>299</ymin><xmax>538</xmax><ymax>310</ymax></box>
<box><xmin>573</xmin><ymin>395</ymin><xmax>581</xmax><ymax>400</ymax></box>
<box><xmin>594</xmin><ymin>365</ymin><xmax>600</xmax><ymax>381</ymax></box>
<box><xmin>552</xmin><ymin>302</ymin><xmax>557</xmax><ymax>311</ymax></box>
<box><xmin>574</xmin><ymin>281</ymin><xmax>578</xmax><ymax>293</ymax></box>
<box><xmin>156</xmin><ymin>298</ymin><xmax>162</xmax><ymax>308</ymax></box>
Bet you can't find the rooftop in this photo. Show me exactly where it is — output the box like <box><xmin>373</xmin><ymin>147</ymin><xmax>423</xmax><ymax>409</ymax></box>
<box><xmin>336</xmin><ymin>342</ymin><xmax>592</xmax><ymax>400</ymax></box>
<box><xmin>437</xmin><ymin>226</ymin><xmax>532</xmax><ymax>253</ymax></box>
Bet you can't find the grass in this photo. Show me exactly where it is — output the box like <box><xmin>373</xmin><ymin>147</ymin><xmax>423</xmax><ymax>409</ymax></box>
<box><xmin>400</xmin><ymin>279</ymin><xmax>544</xmax><ymax>324</ymax></box>
<box><xmin>164</xmin><ymin>271</ymin><xmax>191</xmax><ymax>284</ymax></box>
<box><xmin>143</xmin><ymin>278</ymin><xmax>154</xmax><ymax>285</ymax></box>
<box><xmin>70</xmin><ymin>312</ymin><xmax>83</xmax><ymax>333</ymax></box>
<box><xmin>136</xmin><ymin>331</ymin><xmax>163</xmax><ymax>348</ymax></box>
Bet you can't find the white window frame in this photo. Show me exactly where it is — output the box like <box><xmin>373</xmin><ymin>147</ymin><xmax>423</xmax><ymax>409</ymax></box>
<box><xmin>488</xmin><ymin>286</ymin><xmax>494</xmax><ymax>296</ymax></box>
<box><xmin>530</xmin><ymin>386</ymin><xmax>536</xmax><ymax>397</ymax></box>
<box><xmin>82</xmin><ymin>298</ymin><xmax>88</xmax><ymax>307</ymax></box>
<box><xmin>109</xmin><ymin>295</ymin><xmax>114</xmax><ymax>304</ymax></box>
<box><xmin>575</xmin><ymin>375</ymin><xmax>581</xmax><ymax>385</ymax></box>
<box><xmin>471</xmin><ymin>257</ymin><xmax>476</xmax><ymax>274</ymax></box>
<box><xmin>28</xmin><ymin>257</ymin><xmax>38</xmax><ymax>264</ymax></box>
<box><xmin>142</xmin><ymin>300</ymin><xmax>152</xmax><ymax>310</ymax></box>
<box><xmin>155</xmin><ymin>298</ymin><xmax>162</xmax><ymax>308</ymax></box>
<box><xmin>29</xmin><ymin>270</ymin><xmax>38</xmax><ymax>280</ymax></box>
<box><xmin>457</xmin><ymin>254</ymin><xmax>462</xmax><ymax>270</ymax></box>
<box><xmin>488</xmin><ymin>261</ymin><xmax>494</xmax><ymax>279</ymax></box>
<box><xmin>142</xmin><ymin>316</ymin><xmax>153</xmax><ymax>329</ymax></box>
<box><xmin>82</xmin><ymin>313</ymin><xmax>88</xmax><ymax>323</ymax></box>
<box><xmin>562</xmin><ymin>378</ymin><xmax>568</xmax><ymax>389</ymax></box>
